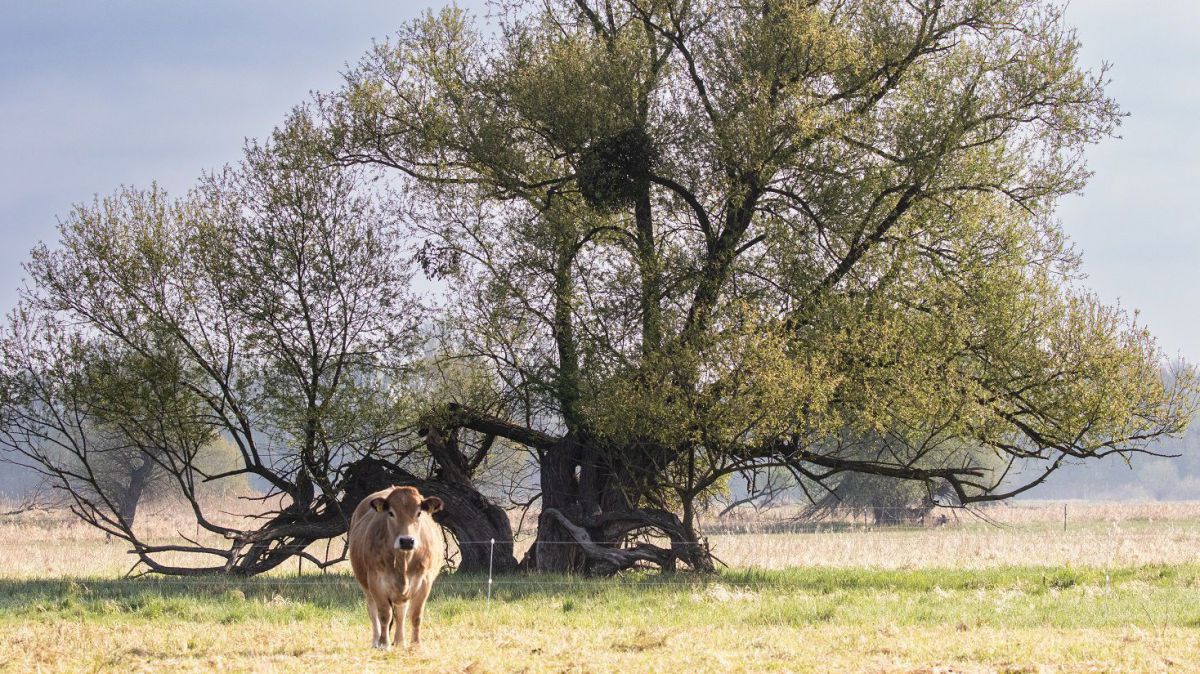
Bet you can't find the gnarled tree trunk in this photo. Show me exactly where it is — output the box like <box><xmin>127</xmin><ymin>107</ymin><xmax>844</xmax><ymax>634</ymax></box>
<box><xmin>518</xmin><ymin>435</ymin><xmax>714</xmax><ymax>575</ymax></box>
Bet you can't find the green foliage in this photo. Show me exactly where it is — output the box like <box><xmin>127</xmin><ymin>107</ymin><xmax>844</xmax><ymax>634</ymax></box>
<box><xmin>576</xmin><ymin>127</ymin><xmax>657</xmax><ymax>212</ymax></box>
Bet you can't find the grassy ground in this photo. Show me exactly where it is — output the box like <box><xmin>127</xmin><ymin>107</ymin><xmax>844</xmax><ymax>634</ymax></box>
<box><xmin>2</xmin><ymin>565</ymin><xmax>1200</xmax><ymax>672</ymax></box>
<box><xmin>4</xmin><ymin>502</ymin><xmax>1200</xmax><ymax>672</ymax></box>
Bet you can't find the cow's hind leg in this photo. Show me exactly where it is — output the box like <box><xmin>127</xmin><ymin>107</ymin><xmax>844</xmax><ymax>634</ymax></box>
<box><xmin>409</xmin><ymin>580</ymin><xmax>432</xmax><ymax>647</ymax></box>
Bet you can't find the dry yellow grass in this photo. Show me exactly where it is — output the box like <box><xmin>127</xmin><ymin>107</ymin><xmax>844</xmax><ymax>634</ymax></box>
<box><xmin>3</xmin><ymin>619</ymin><xmax>1197</xmax><ymax>673</ymax></box>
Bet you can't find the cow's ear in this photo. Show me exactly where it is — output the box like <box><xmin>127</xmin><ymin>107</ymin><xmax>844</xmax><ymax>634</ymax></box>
<box><xmin>420</xmin><ymin>497</ymin><xmax>444</xmax><ymax>514</ymax></box>
<box><xmin>370</xmin><ymin>498</ymin><xmax>389</xmax><ymax>514</ymax></box>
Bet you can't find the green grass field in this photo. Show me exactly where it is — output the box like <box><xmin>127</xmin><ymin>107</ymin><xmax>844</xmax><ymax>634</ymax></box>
<box><xmin>2</xmin><ymin>565</ymin><xmax>1200</xmax><ymax>672</ymax></box>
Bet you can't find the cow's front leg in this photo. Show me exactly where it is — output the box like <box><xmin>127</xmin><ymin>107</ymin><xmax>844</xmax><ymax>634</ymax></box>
<box><xmin>367</xmin><ymin>595</ymin><xmax>381</xmax><ymax>649</ymax></box>
<box><xmin>374</xmin><ymin>599</ymin><xmax>393</xmax><ymax>650</ymax></box>
<box><xmin>392</xmin><ymin>599</ymin><xmax>409</xmax><ymax>648</ymax></box>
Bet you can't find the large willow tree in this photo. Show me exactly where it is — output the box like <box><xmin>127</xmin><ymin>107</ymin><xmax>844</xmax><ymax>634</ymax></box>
<box><xmin>2</xmin><ymin>0</ymin><xmax>1194</xmax><ymax>577</ymax></box>
<box><xmin>323</xmin><ymin>0</ymin><xmax>1194</xmax><ymax>573</ymax></box>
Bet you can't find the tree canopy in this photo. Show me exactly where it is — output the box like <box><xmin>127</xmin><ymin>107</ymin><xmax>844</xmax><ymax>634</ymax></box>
<box><xmin>320</xmin><ymin>0</ymin><xmax>1194</xmax><ymax>571</ymax></box>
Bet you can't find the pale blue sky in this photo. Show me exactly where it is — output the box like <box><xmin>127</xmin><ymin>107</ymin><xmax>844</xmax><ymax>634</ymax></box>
<box><xmin>1</xmin><ymin>1</ymin><xmax>1197</xmax><ymax>359</ymax></box>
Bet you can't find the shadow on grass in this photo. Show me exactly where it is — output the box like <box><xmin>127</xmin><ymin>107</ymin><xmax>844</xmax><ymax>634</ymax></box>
<box><xmin>0</xmin><ymin>572</ymin><xmax>722</xmax><ymax>616</ymax></box>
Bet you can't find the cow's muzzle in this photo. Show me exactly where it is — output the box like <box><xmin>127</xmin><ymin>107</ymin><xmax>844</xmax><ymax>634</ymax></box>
<box><xmin>393</xmin><ymin>535</ymin><xmax>416</xmax><ymax>551</ymax></box>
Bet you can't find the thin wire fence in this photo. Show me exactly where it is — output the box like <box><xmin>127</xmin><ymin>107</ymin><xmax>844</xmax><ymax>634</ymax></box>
<box><xmin>6</xmin><ymin>502</ymin><xmax>1200</xmax><ymax>584</ymax></box>
<box><xmin>17</xmin><ymin>529</ymin><xmax>1200</xmax><ymax>587</ymax></box>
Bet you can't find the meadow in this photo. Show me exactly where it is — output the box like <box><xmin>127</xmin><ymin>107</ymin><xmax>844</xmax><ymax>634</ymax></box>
<box><xmin>2</xmin><ymin>501</ymin><xmax>1200</xmax><ymax>672</ymax></box>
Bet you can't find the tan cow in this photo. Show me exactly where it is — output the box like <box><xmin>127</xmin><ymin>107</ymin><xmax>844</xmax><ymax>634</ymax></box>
<box><xmin>348</xmin><ymin>486</ymin><xmax>444</xmax><ymax>649</ymax></box>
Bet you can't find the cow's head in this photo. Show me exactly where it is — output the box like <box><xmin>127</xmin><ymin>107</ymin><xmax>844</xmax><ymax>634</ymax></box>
<box><xmin>369</xmin><ymin>486</ymin><xmax>443</xmax><ymax>553</ymax></box>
